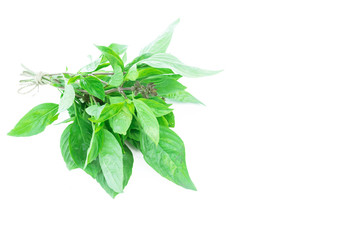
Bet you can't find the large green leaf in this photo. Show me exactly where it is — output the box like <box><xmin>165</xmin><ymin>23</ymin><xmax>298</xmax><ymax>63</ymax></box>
<box><xmin>137</xmin><ymin>53</ymin><xmax>222</xmax><ymax>78</ymax></box>
<box><xmin>90</xmin><ymin>103</ymin><xmax>125</xmax><ymax>123</ymax></box>
<box><xmin>85</xmin><ymin>126</ymin><xmax>104</xmax><ymax>167</ymax></box>
<box><xmin>139</xmin><ymin>98</ymin><xmax>173</xmax><ymax>117</ymax></box>
<box><xmin>8</xmin><ymin>103</ymin><xmax>59</xmax><ymax>137</ymax></box>
<box><xmin>99</xmin><ymin>129</ymin><xmax>124</xmax><ymax>193</ymax></box>
<box><xmin>140</xmin><ymin>126</ymin><xmax>196</xmax><ymax>190</ymax></box>
<box><xmin>96</xmin><ymin>45</ymin><xmax>124</xmax><ymax>86</ymax></box>
<box><xmin>60</xmin><ymin>124</ymin><xmax>78</xmax><ymax>170</ymax></box>
<box><xmin>140</xmin><ymin>74</ymin><xmax>185</xmax><ymax>96</ymax></box>
<box><xmin>80</xmin><ymin>76</ymin><xmax>105</xmax><ymax>101</ymax></box>
<box><xmin>140</xmin><ymin>19</ymin><xmax>180</xmax><ymax>55</ymax></box>
<box><xmin>133</xmin><ymin>99</ymin><xmax>159</xmax><ymax>145</ymax></box>
<box><xmin>69</xmin><ymin>105</ymin><xmax>92</xmax><ymax>168</ymax></box>
<box><xmin>58</xmin><ymin>84</ymin><xmax>75</xmax><ymax>113</ymax></box>
<box><xmin>136</xmin><ymin>66</ymin><xmax>174</xmax><ymax>79</ymax></box>
<box><xmin>163</xmin><ymin>90</ymin><xmax>204</xmax><ymax>105</ymax></box>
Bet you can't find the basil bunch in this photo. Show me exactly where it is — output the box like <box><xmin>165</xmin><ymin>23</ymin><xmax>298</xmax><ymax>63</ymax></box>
<box><xmin>8</xmin><ymin>19</ymin><xmax>221</xmax><ymax>197</ymax></box>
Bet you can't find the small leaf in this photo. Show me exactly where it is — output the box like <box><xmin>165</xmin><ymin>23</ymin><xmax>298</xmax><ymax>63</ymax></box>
<box><xmin>67</xmin><ymin>75</ymin><xmax>81</xmax><ymax>84</ymax></box>
<box><xmin>164</xmin><ymin>112</ymin><xmax>175</xmax><ymax>128</ymax></box>
<box><xmin>138</xmin><ymin>53</ymin><xmax>222</xmax><ymax>78</ymax></box>
<box><xmin>60</xmin><ymin>124</ymin><xmax>78</xmax><ymax>170</ymax></box>
<box><xmin>125</xmin><ymin>64</ymin><xmax>138</xmax><ymax>81</ymax></box>
<box><xmin>110</xmin><ymin>105</ymin><xmax>133</xmax><ymax>135</ymax></box>
<box><xmin>140</xmin><ymin>126</ymin><xmax>196</xmax><ymax>190</ymax></box>
<box><xmin>99</xmin><ymin>129</ymin><xmax>124</xmax><ymax>193</ymax></box>
<box><xmin>58</xmin><ymin>84</ymin><xmax>75</xmax><ymax>113</ymax></box>
<box><xmin>140</xmin><ymin>19</ymin><xmax>180</xmax><ymax>55</ymax></box>
<box><xmin>139</xmin><ymin>98</ymin><xmax>173</xmax><ymax>117</ymax></box>
<box><xmin>85</xmin><ymin>105</ymin><xmax>106</xmax><ymax>119</ymax></box>
<box><xmin>80</xmin><ymin>76</ymin><xmax>105</xmax><ymax>101</ymax></box>
<box><xmin>90</xmin><ymin>103</ymin><xmax>125</xmax><ymax>123</ymax></box>
<box><xmin>8</xmin><ymin>103</ymin><xmax>59</xmax><ymax>137</ymax></box>
<box><xmin>123</xmin><ymin>144</ymin><xmax>134</xmax><ymax>188</ymax></box>
<box><xmin>133</xmin><ymin>99</ymin><xmax>159</xmax><ymax>145</ymax></box>
<box><xmin>96</xmin><ymin>45</ymin><xmax>124</xmax><ymax>86</ymax></box>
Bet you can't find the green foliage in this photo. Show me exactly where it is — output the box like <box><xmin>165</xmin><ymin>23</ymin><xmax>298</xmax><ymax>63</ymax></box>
<box><xmin>8</xmin><ymin>19</ymin><xmax>221</xmax><ymax>197</ymax></box>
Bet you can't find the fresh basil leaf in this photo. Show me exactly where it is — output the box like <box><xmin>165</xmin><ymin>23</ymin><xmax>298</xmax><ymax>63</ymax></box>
<box><xmin>124</xmin><ymin>53</ymin><xmax>153</xmax><ymax>72</ymax></box>
<box><xmin>133</xmin><ymin>99</ymin><xmax>159</xmax><ymax>145</ymax></box>
<box><xmin>108</xmin><ymin>43</ymin><xmax>127</xmax><ymax>56</ymax></box>
<box><xmin>164</xmin><ymin>112</ymin><xmax>175</xmax><ymax>128</ymax></box>
<box><xmin>90</xmin><ymin>103</ymin><xmax>125</xmax><ymax>123</ymax></box>
<box><xmin>8</xmin><ymin>103</ymin><xmax>59</xmax><ymax>137</ymax></box>
<box><xmin>123</xmin><ymin>144</ymin><xmax>134</xmax><ymax>188</ymax></box>
<box><xmin>80</xmin><ymin>76</ymin><xmax>105</xmax><ymax>101</ymax></box>
<box><xmin>140</xmin><ymin>126</ymin><xmax>196</xmax><ymax>190</ymax></box>
<box><xmin>60</xmin><ymin>124</ymin><xmax>78</xmax><ymax>170</ymax></box>
<box><xmin>140</xmin><ymin>19</ymin><xmax>180</xmax><ymax>55</ymax></box>
<box><xmin>138</xmin><ymin>53</ymin><xmax>222</xmax><ymax>78</ymax></box>
<box><xmin>141</xmin><ymin>75</ymin><xmax>185</xmax><ymax>95</ymax></box>
<box><xmin>110</xmin><ymin>105</ymin><xmax>133</xmax><ymax>135</ymax></box>
<box><xmin>125</xmin><ymin>64</ymin><xmax>138</xmax><ymax>81</ymax></box>
<box><xmin>157</xmin><ymin>116</ymin><xmax>169</xmax><ymax>127</ymax></box>
<box><xmin>58</xmin><ymin>84</ymin><xmax>75</xmax><ymax>113</ymax></box>
<box><xmin>99</xmin><ymin>129</ymin><xmax>124</xmax><ymax>193</ymax></box>
<box><xmin>85</xmin><ymin>105</ymin><xmax>106</xmax><ymax>119</ymax></box>
<box><xmin>139</xmin><ymin>98</ymin><xmax>173</xmax><ymax>117</ymax></box>
<box><xmin>96</xmin><ymin>45</ymin><xmax>124</xmax><ymax>86</ymax></box>
<box><xmin>67</xmin><ymin>75</ymin><xmax>81</xmax><ymax>84</ymax></box>
<box><xmin>85</xmin><ymin>126</ymin><xmax>104</xmax><ymax>167</ymax></box>
<box><xmin>69</xmin><ymin>105</ymin><xmax>92</xmax><ymax>168</ymax></box>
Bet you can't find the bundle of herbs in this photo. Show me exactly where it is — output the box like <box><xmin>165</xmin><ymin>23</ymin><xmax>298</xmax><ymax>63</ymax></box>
<box><xmin>8</xmin><ymin>19</ymin><xmax>221</xmax><ymax>197</ymax></box>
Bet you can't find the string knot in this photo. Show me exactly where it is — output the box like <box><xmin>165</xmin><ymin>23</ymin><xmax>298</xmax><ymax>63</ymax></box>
<box><xmin>18</xmin><ymin>65</ymin><xmax>48</xmax><ymax>94</ymax></box>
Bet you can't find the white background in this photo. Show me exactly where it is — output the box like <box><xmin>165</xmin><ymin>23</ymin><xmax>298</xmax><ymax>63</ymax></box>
<box><xmin>1</xmin><ymin>0</ymin><xmax>360</xmax><ymax>239</ymax></box>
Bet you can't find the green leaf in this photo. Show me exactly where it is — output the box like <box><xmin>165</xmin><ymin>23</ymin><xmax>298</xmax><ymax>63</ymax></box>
<box><xmin>96</xmin><ymin>45</ymin><xmax>124</xmax><ymax>86</ymax></box>
<box><xmin>164</xmin><ymin>112</ymin><xmax>175</xmax><ymax>128</ymax></box>
<box><xmin>157</xmin><ymin>116</ymin><xmax>168</xmax><ymax>127</ymax></box>
<box><xmin>67</xmin><ymin>75</ymin><xmax>81</xmax><ymax>84</ymax></box>
<box><xmin>140</xmin><ymin>126</ymin><xmax>196</xmax><ymax>190</ymax></box>
<box><xmin>125</xmin><ymin>64</ymin><xmax>138</xmax><ymax>81</ymax></box>
<box><xmin>99</xmin><ymin>129</ymin><xmax>124</xmax><ymax>193</ymax></box>
<box><xmin>110</xmin><ymin>105</ymin><xmax>133</xmax><ymax>135</ymax></box>
<box><xmin>139</xmin><ymin>98</ymin><xmax>173</xmax><ymax>117</ymax></box>
<box><xmin>108</xmin><ymin>43</ymin><xmax>127</xmax><ymax>56</ymax></box>
<box><xmin>123</xmin><ymin>144</ymin><xmax>134</xmax><ymax>188</ymax></box>
<box><xmin>138</xmin><ymin>53</ymin><xmax>222</xmax><ymax>78</ymax></box>
<box><xmin>85</xmin><ymin>126</ymin><xmax>104</xmax><ymax>167</ymax></box>
<box><xmin>69</xmin><ymin>105</ymin><xmax>92</xmax><ymax>168</ymax></box>
<box><xmin>133</xmin><ymin>99</ymin><xmax>159</xmax><ymax>145</ymax></box>
<box><xmin>163</xmin><ymin>90</ymin><xmax>204</xmax><ymax>104</ymax></box>
<box><xmin>90</xmin><ymin>103</ymin><xmax>125</xmax><ymax>123</ymax></box>
<box><xmin>60</xmin><ymin>124</ymin><xmax>78</xmax><ymax>170</ymax></box>
<box><xmin>140</xmin><ymin>75</ymin><xmax>185</xmax><ymax>96</ymax></box>
<box><xmin>140</xmin><ymin>19</ymin><xmax>180</xmax><ymax>55</ymax></box>
<box><xmin>85</xmin><ymin>105</ymin><xmax>106</xmax><ymax>119</ymax></box>
<box><xmin>55</xmin><ymin>117</ymin><xmax>75</xmax><ymax>125</ymax></box>
<box><xmin>80</xmin><ymin>76</ymin><xmax>105</xmax><ymax>101</ymax></box>
<box><xmin>58</xmin><ymin>84</ymin><xmax>75</xmax><ymax>113</ymax></box>
<box><xmin>8</xmin><ymin>103</ymin><xmax>59</xmax><ymax>137</ymax></box>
